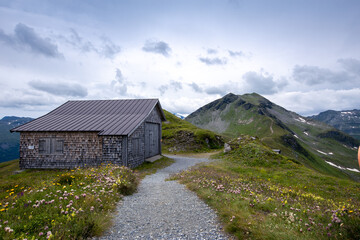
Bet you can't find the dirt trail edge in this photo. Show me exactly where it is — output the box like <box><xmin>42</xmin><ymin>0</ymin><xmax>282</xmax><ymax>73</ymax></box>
<box><xmin>96</xmin><ymin>155</ymin><xmax>230</xmax><ymax>240</ymax></box>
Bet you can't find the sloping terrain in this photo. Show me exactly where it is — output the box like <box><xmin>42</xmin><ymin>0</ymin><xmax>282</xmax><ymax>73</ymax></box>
<box><xmin>310</xmin><ymin>109</ymin><xmax>360</xmax><ymax>140</ymax></box>
<box><xmin>0</xmin><ymin>116</ymin><xmax>33</xmax><ymax>162</ymax></box>
<box><xmin>173</xmin><ymin>137</ymin><xmax>360</xmax><ymax>239</ymax></box>
<box><xmin>186</xmin><ymin>93</ymin><xmax>360</xmax><ymax>180</ymax></box>
<box><xmin>162</xmin><ymin>110</ymin><xmax>223</xmax><ymax>153</ymax></box>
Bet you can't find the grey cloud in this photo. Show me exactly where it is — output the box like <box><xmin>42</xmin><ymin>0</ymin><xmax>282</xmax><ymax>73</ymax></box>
<box><xmin>270</xmin><ymin>89</ymin><xmax>360</xmax><ymax>116</ymax></box>
<box><xmin>100</xmin><ymin>37</ymin><xmax>121</xmax><ymax>59</ymax></box>
<box><xmin>199</xmin><ymin>57</ymin><xmax>227</xmax><ymax>65</ymax></box>
<box><xmin>0</xmin><ymin>93</ymin><xmax>55</xmax><ymax>108</ymax></box>
<box><xmin>69</xmin><ymin>28</ymin><xmax>82</xmax><ymax>44</ymax></box>
<box><xmin>189</xmin><ymin>82</ymin><xmax>203</xmax><ymax>93</ymax></box>
<box><xmin>0</xmin><ymin>29</ymin><xmax>14</xmax><ymax>46</ymax></box>
<box><xmin>169</xmin><ymin>81</ymin><xmax>182</xmax><ymax>91</ymax></box>
<box><xmin>115</xmin><ymin>84</ymin><xmax>127</xmax><ymax>95</ymax></box>
<box><xmin>115</xmin><ymin>68</ymin><xmax>124</xmax><ymax>83</ymax></box>
<box><xmin>68</xmin><ymin>29</ymin><xmax>96</xmax><ymax>53</ymax></box>
<box><xmin>228</xmin><ymin>50</ymin><xmax>245</xmax><ymax>57</ymax></box>
<box><xmin>158</xmin><ymin>80</ymin><xmax>182</xmax><ymax>96</ymax></box>
<box><xmin>338</xmin><ymin>58</ymin><xmax>360</xmax><ymax>76</ymax></box>
<box><xmin>63</xmin><ymin>29</ymin><xmax>120</xmax><ymax>58</ymax></box>
<box><xmin>0</xmin><ymin>98</ymin><xmax>48</xmax><ymax>108</ymax></box>
<box><xmin>142</xmin><ymin>40</ymin><xmax>171</xmax><ymax>57</ymax></box>
<box><xmin>111</xmin><ymin>68</ymin><xmax>127</xmax><ymax>95</ymax></box>
<box><xmin>29</xmin><ymin>80</ymin><xmax>87</xmax><ymax>97</ymax></box>
<box><xmin>205</xmin><ymin>86</ymin><xmax>228</xmax><ymax>95</ymax></box>
<box><xmin>0</xmin><ymin>23</ymin><xmax>63</xmax><ymax>58</ymax></box>
<box><xmin>207</xmin><ymin>48</ymin><xmax>218</xmax><ymax>54</ymax></box>
<box><xmin>277</xmin><ymin>77</ymin><xmax>289</xmax><ymax>90</ymax></box>
<box><xmin>293</xmin><ymin>65</ymin><xmax>351</xmax><ymax>85</ymax></box>
<box><xmin>243</xmin><ymin>71</ymin><xmax>278</xmax><ymax>95</ymax></box>
<box><xmin>158</xmin><ymin>85</ymin><xmax>168</xmax><ymax>96</ymax></box>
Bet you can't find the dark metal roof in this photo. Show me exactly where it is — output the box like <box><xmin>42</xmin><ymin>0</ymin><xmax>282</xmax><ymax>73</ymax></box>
<box><xmin>11</xmin><ymin>99</ymin><xmax>166</xmax><ymax>136</ymax></box>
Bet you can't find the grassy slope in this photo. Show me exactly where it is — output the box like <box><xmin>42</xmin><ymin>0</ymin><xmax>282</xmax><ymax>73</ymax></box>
<box><xmin>186</xmin><ymin>93</ymin><xmax>359</xmax><ymax>180</ymax></box>
<box><xmin>162</xmin><ymin>110</ymin><xmax>223</xmax><ymax>153</ymax></box>
<box><xmin>172</xmin><ymin>137</ymin><xmax>360</xmax><ymax>239</ymax></box>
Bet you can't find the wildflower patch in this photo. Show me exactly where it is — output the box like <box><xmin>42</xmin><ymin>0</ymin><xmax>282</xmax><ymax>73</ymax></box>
<box><xmin>0</xmin><ymin>164</ymin><xmax>138</xmax><ymax>239</ymax></box>
<box><xmin>172</xmin><ymin>140</ymin><xmax>360</xmax><ymax>239</ymax></box>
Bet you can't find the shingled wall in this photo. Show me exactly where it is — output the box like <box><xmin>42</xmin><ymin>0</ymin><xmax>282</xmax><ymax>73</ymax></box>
<box><xmin>19</xmin><ymin>132</ymin><xmax>103</xmax><ymax>169</ymax></box>
<box><xmin>102</xmin><ymin>135</ymin><xmax>123</xmax><ymax>165</ymax></box>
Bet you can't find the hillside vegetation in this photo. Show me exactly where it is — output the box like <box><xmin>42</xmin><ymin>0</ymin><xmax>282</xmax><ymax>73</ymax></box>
<box><xmin>162</xmin><ymin>110</ymin><xmax>223</xmax><ymax>153</ymax></box>
<box><xmin>186</xmin><ymin>93</ymin><xmax>360</xmax><ymax>180</ymax></box>
<box><xmin>172</xmin><ymin>136</ymin><xmax>360</xmax><ymax>239</ymax></box>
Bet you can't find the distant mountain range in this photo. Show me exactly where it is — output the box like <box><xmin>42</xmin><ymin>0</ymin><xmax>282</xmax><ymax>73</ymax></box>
<box><xmin>186</xmin><ymin>93</ymin><xmax>359</xmax><ymax>180</ymax></box>
<box><xmin>0</xmin><ymin>116</ymin><xmax>33</xmax><ymax>162</ymax></box>
<box><xmin>310</xmin><ymin>110</ymin><xmax>360</xmax><ymax>140</ymax></box>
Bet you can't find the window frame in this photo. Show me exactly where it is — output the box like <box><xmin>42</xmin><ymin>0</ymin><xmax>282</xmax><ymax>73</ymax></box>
<box><xmin>38</xmin><ymin>138</ymin><xmax>64</xmax><ymax>155</ymax></box>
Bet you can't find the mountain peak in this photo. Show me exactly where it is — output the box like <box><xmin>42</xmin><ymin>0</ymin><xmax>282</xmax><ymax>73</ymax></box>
<box><xmin>186</xmin><ymin>93</ymin><xmax>360</xmax><ymax>180</ymax></box>
<box><xmin>310</xmin><ymin>109</ymin><xmax>360</xmax><ymax>140</ymax></box>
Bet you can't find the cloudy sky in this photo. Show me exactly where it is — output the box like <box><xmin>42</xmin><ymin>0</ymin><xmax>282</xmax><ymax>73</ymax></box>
<box><xmin>0</xmin><ymin>0</ymin><xmax>359</xmax><ymax>118</ymax></box>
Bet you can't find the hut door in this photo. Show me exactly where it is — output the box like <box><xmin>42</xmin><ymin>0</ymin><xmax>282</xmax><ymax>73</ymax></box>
<box><xmin>145</xmin><ymin>123</ymin><xmax>160</xmax><ymax>158</ymax></box>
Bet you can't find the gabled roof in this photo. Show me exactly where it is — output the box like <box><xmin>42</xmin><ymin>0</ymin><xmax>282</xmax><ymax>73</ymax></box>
<box><xmin>11</xmin><ymin>99</ymin><xmax>166</xmax><ymax>136</ymax></box>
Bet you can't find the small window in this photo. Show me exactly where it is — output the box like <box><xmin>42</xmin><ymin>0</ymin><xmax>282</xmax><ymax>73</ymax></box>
<box><xmin>39</xmin><ymin>138</ymin><xmax>64</xmax><ymax>155</ymax></box>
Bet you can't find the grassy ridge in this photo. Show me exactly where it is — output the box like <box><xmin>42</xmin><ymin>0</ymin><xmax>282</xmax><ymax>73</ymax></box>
<box><xmin>0</xmin><ymin>157</ymin><xmax>174</xmax><ymax>239</ymax></box>
<box><xmin>186</xmin><ymin>93</ymin><xmax>360</xmax><ymax>180</ymax></box>
<box><xmin>172</xmin><ymin>137</ymin><xmax>360</xmax><ymax>239</ymax></box>
<box><xmin>162</xmin><ymin>110</ymin><xmax>223</xmax><ymax>153</ymax></box>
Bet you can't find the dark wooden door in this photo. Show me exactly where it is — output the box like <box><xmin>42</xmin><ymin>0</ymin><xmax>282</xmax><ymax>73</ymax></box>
<box><xmin>145</xmin><ymin>123</ymin><xmax>160</xmax><ymax>158</ymax></box>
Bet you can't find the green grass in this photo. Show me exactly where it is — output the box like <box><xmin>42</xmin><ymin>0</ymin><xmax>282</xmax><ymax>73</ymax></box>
<box><xmin>0</xmin><ymin>156</ymin><xmax>174</xmax><ymax>239</ymax></box>
<box><xmin>134</xmin><ymin>156</ymin><xmax>175</xmax><ymax>179</ymax></box>
<box><xmin>171</xmin><ymin>137</ymin><xmax>360</xmax><ymax>239</ymax></box>
<box><xmin>0</xmin><ymin>159</ymin><xmax>20</xmax><ymax>178</ymax></box>
<box><xmin>162</xmin><ymin>110</ymin><xmax>223</xmax><ymax>153</ymax></box>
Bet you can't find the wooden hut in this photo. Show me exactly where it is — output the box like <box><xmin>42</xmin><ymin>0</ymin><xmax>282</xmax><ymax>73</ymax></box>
<box><xmin>10</xmin><ymin>99</ymin><xmax>166</xmax><ymax>169</ymax></box>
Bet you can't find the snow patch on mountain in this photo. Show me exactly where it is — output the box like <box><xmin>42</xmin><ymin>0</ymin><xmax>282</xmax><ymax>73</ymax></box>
<box><xmin>325</xmin><ymin>161</ymin><xmax>360</xmax><ymax>173</ymax></box>
<box><xmin>174</xmin><ymin>113</ymin><xmax>189</xmax><ymax>119</ymax></box>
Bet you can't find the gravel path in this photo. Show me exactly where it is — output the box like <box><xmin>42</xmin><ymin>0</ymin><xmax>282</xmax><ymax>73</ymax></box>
<box><xmin>97</xmin><ymin>155</ymin><xmax>230</xmax><ymax>240</ymax></box>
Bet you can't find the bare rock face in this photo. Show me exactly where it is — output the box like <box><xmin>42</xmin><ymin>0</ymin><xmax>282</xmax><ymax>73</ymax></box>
<box><xmin>224</xmin><ymin>143</ymin><xmax>231</xmax><ymax>153</ymax></box>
